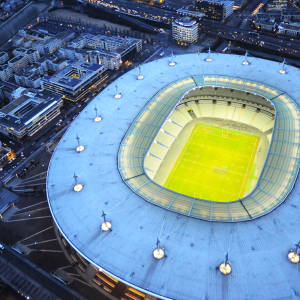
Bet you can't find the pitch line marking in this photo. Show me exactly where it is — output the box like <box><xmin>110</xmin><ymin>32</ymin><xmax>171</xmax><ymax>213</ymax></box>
<box><xmin>238</xmin><ymin>137</ymin><xmax>259</xmax><ymax>198</ymax></box>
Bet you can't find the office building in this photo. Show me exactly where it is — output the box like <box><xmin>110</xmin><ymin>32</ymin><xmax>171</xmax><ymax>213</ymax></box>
<box><xmin>0</xmin><ymin>88</ymin><xmax>62</xmax><ymax>140</ymax></box>
<box><xmin>41</xmin><ymin>60</ymin><xmax>108</xmax><ymax>102</ymax></box>
<box><xmin>172</xmin><ymin>17</ymin><xmax>199</xmax><ymax>45</ymax></box>
<box><xmin>196</xmin><ymin>0</ymin><xmax>234</xmax><ymax>20</ymax></box>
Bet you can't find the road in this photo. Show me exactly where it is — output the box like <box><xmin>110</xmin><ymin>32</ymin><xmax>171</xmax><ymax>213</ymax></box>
<box><xmin>0</xmin><ymin>244</ymin><xmax>86</xmax><ymax>300</ymax></box>
<box><xmin>200</xmin><ymin>20</ymin><xmax>300</xmax><ymax>59</ymax></box>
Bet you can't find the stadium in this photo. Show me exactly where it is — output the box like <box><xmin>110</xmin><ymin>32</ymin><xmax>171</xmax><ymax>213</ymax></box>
<box><xmin>47</xmin><ymin>53</ymin><xmax>300</xmax><ymax>300</ymax></box>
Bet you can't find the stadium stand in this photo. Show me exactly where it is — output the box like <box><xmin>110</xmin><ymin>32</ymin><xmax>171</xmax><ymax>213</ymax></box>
<box><xmin>118</xmin><ymin>75</ymin><xmax>300</xmax><ymax>222</ymax></box>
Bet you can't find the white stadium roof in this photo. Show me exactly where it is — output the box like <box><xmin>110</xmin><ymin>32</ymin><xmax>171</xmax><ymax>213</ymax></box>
<box><xmin>47</xmin><ymin>53</ymin><xmax>300</xmax><ymax>300</ymax></box>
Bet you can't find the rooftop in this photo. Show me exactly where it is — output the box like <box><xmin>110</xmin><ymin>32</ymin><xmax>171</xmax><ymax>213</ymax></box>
<box><xmin>0</xmin><ymin>64</ymin><xmax>10</xmax><ymax>71</ymax></box>
<box><xmin>47</xmin><ymin>53</ymin><xmax>300</xmax><ymax>300</ymax></box>
<box><xmin>9</xmin><ymin>55</ymin><xmax>25</xmax><ymax>64</ymax></box>
<box><xmin>42</xmin><ymin>60</ymin><xmax>106</xmax><ymax>90</ymax></box>
<box><xmin>0</xmin><ymin>89</ymin><xmax>60</xmax><ymax>130</ymax></box>
<box><xmin>174</xmin><ymin>16</ymin><xmax>197</xmax><ymax>27</ymax></box>
<box><xmin>176</xmin><ymin>8</ymin><xmax>205</xmax><ymax>18</ymax></box>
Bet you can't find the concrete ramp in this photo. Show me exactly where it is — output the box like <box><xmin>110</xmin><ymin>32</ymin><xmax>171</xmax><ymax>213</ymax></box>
<box><xmin>1</xmin><ymin>205</ymin><xmax>19</xmax><ymax>222</ymax></box>
<box><xmin>55</xmin><ymin>269</ymin><xmax>75</xmax><ymax>284</ymax></box>
<box><xmin>14</xmin><ymin>242</ymin><xmax>32</xmax><ymax>255</ymax></box>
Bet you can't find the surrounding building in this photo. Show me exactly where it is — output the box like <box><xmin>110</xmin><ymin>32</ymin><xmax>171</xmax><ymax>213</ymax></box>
<box><xmin>0</xmin><ymin>52</ymin><xmax>9</xmax><ymax>65</ymax></box>
<box><xmin>172</xmin><ymin>17</ymin><xmax>199</xmax><ymax>45</ymax></box>
<box><xmin>41</xmin><ymin>60</ymin><xmax>108</xmax><ymax>102</ymax></box>
<box><xmin>0</xmin><ymin>142</ymin><xmax>15</xmax><ymax>169</ymax></box>
<box><xmin>46</xmin><ymin>53</ymin><xmax>300</xmax><ymax>300</ymax></box>
<box><xmin>13</xmin><ymin>48</ymin><xmax>40</xmax><ymax>64</ymax></box>
<box><xmin>278</xmin><ymin>22</ymin><xmax>300</xmax><ymax>36</ymax></box>
<box><xmin>0</xmin><ymin>65</ymin><xmax>13</xmax><ymax>81</ymax></box>
<box><xmin>14</xmin><ymin>66</ymin><xmax>42</xmax><ymax>89</ymax></box>
<box><xmin>196</xmin><ymin>0</ymin><xmax>234</xmax><ymax>20</ymax></box>
<box><xmin>59</xmin><ymin>33</ymin><xmax>142</xmax><ymax>70</ymax></box>
<box><xmin>59</xmin><ymin>47</ymin><xmax>122</xmax><ymax>70</ymax></box>
<box><xmin>0</xmin><ymin>88</ymin><xmax>62</xmax><ymax>140</ymax></box>
<box><xmin>8</xmin><ymin>55</ymin><xmax>28</xmax><ymax>73</ymax></box>
<box><xmin>232</xmin><ymin>0</ymin><xmax>247</xmax><ymax>10</ymax></box>
<box><xmin>266</xmin><ymin>0</ymin><xmax>288</xmax><ymax>11</ymax></box>
<box><xmin>16</xmin><ymin>30</ymin><xmax>75</xmax><ymax>55</ymax></box>
<box><xmin>176</xmin><ymin>8</ymin><xmax>204</xmax><ymax>21</ymax></box>
<box><xmin>13</xmin><ymin>55</ymin><xmax>68</xmax><ymax>89</ymax></box>
<box><xmin>281</xmin><ymin>11</ymin><xmax>300</xmax><ymax>22</ymax></box>
<box><xmin>0</xmin><ymin>81</ymin><xmax>19</xmax><ymax>101</ymax></box>
<box><xmin>253</xmin><ymin>14</ymin><xmax>278</xmax><ymax>32</ymax></box>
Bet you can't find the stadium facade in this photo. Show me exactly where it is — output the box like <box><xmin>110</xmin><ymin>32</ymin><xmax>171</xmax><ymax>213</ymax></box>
<box><xmin>47</xmin><ymin>53</ymin><xmax>300</xmax><ymax>300</ymax></box>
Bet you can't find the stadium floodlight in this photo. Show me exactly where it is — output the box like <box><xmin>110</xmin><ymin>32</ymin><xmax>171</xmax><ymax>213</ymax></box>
<box><xmin>219</xmin><ymin>253</ymin><xmax>231</xmax><ymax>274</ymax></box>
<box><xmin>242</xmin><ymin>51</ymin><xmax>250</xmax><ymax>65</ymax></box>
<box><xmin>101</xmin><ymin>210</ymin><xmax>112</xmax><ymax>231</ymax></box>
<box><xmin>279</xmin><ymin>59</ymin><xmax>286</xmax><ymax>74</ymax></box>
<box><xmin>115</xmin><ymin>84</ymin><xmax>122</xmax><ymax>98</ymax></box>
<box><xmin>288</xmin><ymin>241</ymin><xmax>300</xmax><ymax>263</ymax></box>
<box><xmin>169</xmin><ymin>51</ymin><xmax>176</xmax><ymax>66</ymax></box>
<box><xmin>73</xmin><ymin>172</ymin><xmax>83</xmax><ymax>192</ymax></box>
<box><xmin>76</xmin><ymin>134</ymin><xmax>84</xmax><ymax>152</ymax></box>
<box><xmin>94</xmin><ymin>106</ymin><xmax>102</xmax><ymax>122</ymax></box>
<box><xmin>153</xmin><ymin>238</ymin><xmax>165</xmax><ymax>259</ymax></box>
<box><xmin>138</xmin><ymin>65</ymin><xmax>144</xmax><ymax>80</ymax></box>
<box><xmin>206</xmin><ymin>47</ymin><xmax>212</xmax><ymax>62</ymax></box>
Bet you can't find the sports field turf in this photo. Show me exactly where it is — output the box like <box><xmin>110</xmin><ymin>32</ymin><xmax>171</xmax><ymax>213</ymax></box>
<box><xmin>164</xmin><ymin>123</ymin><xmax>260</xmax><ymax>202</ymax></box>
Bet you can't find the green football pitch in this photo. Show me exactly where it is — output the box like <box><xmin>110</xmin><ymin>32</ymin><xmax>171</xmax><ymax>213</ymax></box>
<box><xmin>164</xmin><ymin>123</ymin><xmax>260</xmax><ymax>202</ymax></box>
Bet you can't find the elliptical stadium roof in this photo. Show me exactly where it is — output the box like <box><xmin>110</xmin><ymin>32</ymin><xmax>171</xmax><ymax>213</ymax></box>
<box><xmin>47</xmin><ymin>53</ymin><xmax>300</xmax><ymax>300</ymax></box>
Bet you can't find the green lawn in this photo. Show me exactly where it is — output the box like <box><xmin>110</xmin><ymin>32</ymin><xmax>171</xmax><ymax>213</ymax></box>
<box><xmin>164</xmin><ymin>123</ymin><xmax>260</xmax><ymax>202</ymax></box>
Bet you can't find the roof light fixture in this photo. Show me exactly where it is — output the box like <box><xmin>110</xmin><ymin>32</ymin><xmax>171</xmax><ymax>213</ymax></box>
<box><xmin>169</xmin><ymin>51</ymin><xmax>176</xmax><ymax>66</ymax></box>
<box><xmin>220</xmin><ymin>253</ymin><xmax>231</xmax><ymax>274</ymax></box>
<box><xmin>76</xmin><ymin>134</ymin><xmax>84</xmax><ymax>152</ymax></box>
<box><xmin>206</xmin><ymin>47</ymin><xmax>212</xmax><ymax>62</ymax></box>
<box><xmin>288</xmin><ymin>241</ymin><xmax>300</xmax><ymax>263</ymax></box>
<box><xmin>137</xmin><ymin>65</ymin><xmax>144</xmax><ymax>80</ymax></box>
<box><xmin>94</xmin><ymin>106</ymin><xmax>102</xmax><ymax>122</ymax></box>
<box><xmin>153</xmin><ymin>238</ymin><xmax>165</xmax><ymax>259</ymax></box>
<box><xmin>73</xmin><ymin>172</ymin><xmax>83</xmax><ymax>192</ymax></box>
<box><xmin>279</xmin><ymin>59</ymin><xmax>286</xmax><ymax>74</ymax></box>
<box><xmin>242</xmin><ymin>51</ymin><xmax>250</xmax><ymax>65</ymax></box>
<box><xmin>101</xmin><ymin>210</ymin><xmax>112</xmax><ymax>231</ymax></box>
<box><xmin>115</xmin><ymin>84</ymin><xmax>122</xmax><ymax>98</ymax></box>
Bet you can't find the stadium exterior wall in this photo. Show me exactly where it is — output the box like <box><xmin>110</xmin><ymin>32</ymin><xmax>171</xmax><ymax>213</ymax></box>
<box><xmin>47</xmin><ymin>53</ymin><xmax>300</xmax><ymax>300</ymax></box>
